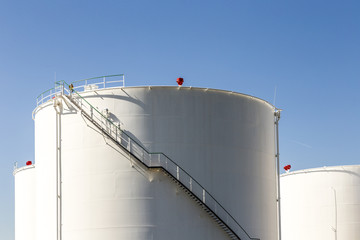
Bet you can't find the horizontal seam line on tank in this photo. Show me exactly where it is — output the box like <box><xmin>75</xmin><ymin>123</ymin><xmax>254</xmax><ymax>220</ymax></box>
<box><xmin>61</xmin><ymin>170</ymin><xmax>140</xmax><ymax>175</ymax></box>
<box><xmin>65</xmin><ymin>225</ymin><xmax>157</xmax><ymax>230</ymax></box>
<box><xmin>144</xmin><ymin>145</ymin><xmax>275</xmax><ymax>155</ymax></box>
<box><xmin>84</xmin><ymin>197</ymin><xmax>155</xmax><ymax>201</ymax></box>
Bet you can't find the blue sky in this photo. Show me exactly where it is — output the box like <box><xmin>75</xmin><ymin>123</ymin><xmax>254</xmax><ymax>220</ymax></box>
<box><xmin>1</xmin><ymin>0</ymin><xmax>359</xmax><ymax>239</ymax></box>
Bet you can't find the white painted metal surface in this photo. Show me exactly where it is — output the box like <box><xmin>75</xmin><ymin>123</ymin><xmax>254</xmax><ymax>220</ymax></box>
<box><xmin>35</xmin><ymin>101</ymin><xmax>58</xmax><ymax>240</ymax></box>
<box><xmin>14</xmin><ymin>165</ymin><xmax>36</xmax><ymax>240</ymax></box>
<box><xmin>281</xmin><ymin>165</ymin><xmax>360</xmax><ymax>240</ymax></box>
<box><xmin>31</xmin><ymin>85</ymin><xmax>278</xmax><ymax>240</ymax></box>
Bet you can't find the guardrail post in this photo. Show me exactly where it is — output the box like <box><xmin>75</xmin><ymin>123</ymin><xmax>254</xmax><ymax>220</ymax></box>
<box><xmin>128</xmin><ymin>141</ymin><xmax>132</xmax><ymax>167</ymax></box>
<box><xmin>176</xmin><ymin>166</ymin><xmax>179</xmax><ymax>180</ymax></box>
<box><xmin>202</xmin><ymin>189</ymin><xmax>206</xmax><ymax>203</ymax></box>
<box><xmin>189</xmin><ymin>178</ymin><xmax>192</xmax><ymax>191</ymax></box>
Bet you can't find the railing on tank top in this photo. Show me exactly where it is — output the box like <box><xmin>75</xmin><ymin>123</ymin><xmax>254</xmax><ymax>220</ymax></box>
<box><xmin>35</xmin><ymin>74</ymin><xmax>125</xmax><ymax>106</ymax></box>
<box><xmin>36</xmin><ymin>79</ymin><xmax>260</xmax><ymax>240</ymax></box>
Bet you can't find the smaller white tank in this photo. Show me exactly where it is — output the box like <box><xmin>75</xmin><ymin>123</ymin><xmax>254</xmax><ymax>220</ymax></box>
<box><xmin>14</xmin><ymin>164</ymin><xmax>36</xmax><ymax>240</ymax></box>
<box><xmin>281</xmin><ymin>165</ymin><xmax>360</xmax><ymax>240</ymax></box>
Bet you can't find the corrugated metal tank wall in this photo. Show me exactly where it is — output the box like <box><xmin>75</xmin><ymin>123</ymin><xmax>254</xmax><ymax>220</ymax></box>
<box><xmin>33</xmin><ymin>86</ymin><xmax>278</xmax><ymax>240</ymax></box>
<box><xmin>280</xmin><ymin>165</ymin><xmax>360</xmax><ymax>240</ymax></box>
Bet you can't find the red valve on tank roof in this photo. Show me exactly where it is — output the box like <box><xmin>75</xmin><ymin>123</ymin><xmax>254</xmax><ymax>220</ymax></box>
<box><xmin>176</xmin><ymin>78</ymin><xmax>184</xmax><ymax>86</ymax></box>
<box><xmin>284</xmin><ymin>165</ymin><xmax>291</xmax><ymax>171</ymax></box>
<box><xmin>26</xmin><ymin>161</ymin><xmax>32</xmax><ymax>166</ymax></box>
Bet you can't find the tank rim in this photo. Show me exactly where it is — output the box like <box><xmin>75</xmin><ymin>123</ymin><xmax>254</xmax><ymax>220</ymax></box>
<box><xmin>281</xmin><ymin>164</ymin><xmax>360</xmax><ymax>177</ymax></box>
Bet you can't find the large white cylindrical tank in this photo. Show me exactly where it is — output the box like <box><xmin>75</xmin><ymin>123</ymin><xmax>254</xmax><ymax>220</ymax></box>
<box><xmin>14</xmin><ymin>165</ymin><xmax>36</xmax><ymax>240</ymax></box>
<box><xmin>33</xmin><ymin>86</ymin><xmax>278</xmax><ymax>240</ymax></box>
<box><xmin>281</xmin><ymin>165</ymin><xmax>360</xmax><ymax>240</ymax></box>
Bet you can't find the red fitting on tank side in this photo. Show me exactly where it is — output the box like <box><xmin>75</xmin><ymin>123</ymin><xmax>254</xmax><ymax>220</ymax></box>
<box><xmin>176</xmin><ymin>78</ymin><xmax>184</xmax><ymax>86</ymax></box>
<box><xmin>26</xmin><ymin>161</ymin><xmax>32</xmax><ymax>166</ymax></box>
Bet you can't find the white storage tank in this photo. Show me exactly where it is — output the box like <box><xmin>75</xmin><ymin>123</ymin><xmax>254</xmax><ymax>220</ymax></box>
<box><xmin>281</xmin><ymin>165</ymin><xmax>360</xmax><ymax>240</ymax></box>
<box><xmin>14</xmin><ymin>164</ymin><xmax>36</xmax><ymax>240</ymax></box>
<box><xmin>28</xmin><ymin>77</ymin><xmax>280</xmax><ymax>240</ymax></box>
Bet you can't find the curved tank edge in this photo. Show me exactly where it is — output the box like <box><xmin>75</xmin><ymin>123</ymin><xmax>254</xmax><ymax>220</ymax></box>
<box><xmin>32</xmin><ymin>101</ymin><xmax>53</xmax><ymax>119</ymax></box>
<box><xmin>32</xmin><ymin>86</ymin><xmax>277</xmax><ymax>118</ymax></box>
<box><xmin>116</xmin><ymin>86</ymin><xmax>276</xmax><ymax>109</ymax></box>
<box><xmin>13</xmin><ymin>164</ymin><xmax>35</xmax><ymax>176</ymax></box>
<box><xmin>281</xmin><ymin>164</ymin><xmax>360</xmax><ymax>178</ymax></box>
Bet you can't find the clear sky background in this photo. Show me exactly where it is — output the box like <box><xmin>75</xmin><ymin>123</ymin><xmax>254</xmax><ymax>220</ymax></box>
<box><xmin>1</xmin><ymin>0</ymin><xmax>359</xmax><ymax>239</ymax></box>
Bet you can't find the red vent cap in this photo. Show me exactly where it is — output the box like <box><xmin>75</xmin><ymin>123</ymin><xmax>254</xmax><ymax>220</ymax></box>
<box><xmin>176</xmin><ymin>78</ymin><xmax>184</xmax><ymax>86</ymax></box>
<box><xmin>284</xmin><ymin>165</ymin><xmax>291</xmax><ymax>171</ymax></box>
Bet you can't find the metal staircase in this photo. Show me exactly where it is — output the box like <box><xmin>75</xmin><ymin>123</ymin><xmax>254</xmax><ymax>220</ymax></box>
<box><xmin>43</xmin><ymin>79</ymin><xmax>259</xmax><ymax>240</ymax></box>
